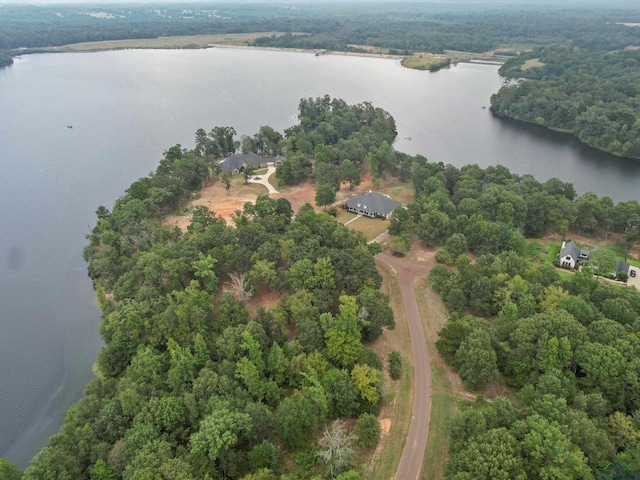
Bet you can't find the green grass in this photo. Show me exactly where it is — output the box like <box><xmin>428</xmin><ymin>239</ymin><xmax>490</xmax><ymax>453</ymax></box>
<box><xmin>422</xmin><ymin>363</ymin><xmax>461</xmax><ymax>480</ymax></box>
<box><xmin>253</xmin><ymin>168</ymin><xmax>268</xmax><ymax>175</ymax></box>
<box><xmin>525</xmin><ymin>241</ymin><xmax>545</xmax><ymax>262</ymax></box>
<box><xmin>545</xmin><ymin>241</ymin><xmax>562</xmax><ymax>264</ymax></box>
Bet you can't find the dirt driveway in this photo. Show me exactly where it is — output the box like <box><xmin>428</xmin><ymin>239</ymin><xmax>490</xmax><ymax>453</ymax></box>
<box><xmin>376</xmin><ymin>253</ymin><xmax>431</xmax><ymax>480</ymax></box>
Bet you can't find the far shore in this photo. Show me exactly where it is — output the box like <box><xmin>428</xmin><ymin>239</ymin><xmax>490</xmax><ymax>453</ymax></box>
<box><xmin>11</xmin><ymin>33</ymin><xmax>506</xmax><ymax>70</ymax></box>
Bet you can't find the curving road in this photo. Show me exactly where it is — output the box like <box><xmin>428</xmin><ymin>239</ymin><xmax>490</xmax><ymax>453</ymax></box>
<box><xmin>376</xmin><ymin>253</ymin><xmax>431</xmax><ymax>480</ymax></box>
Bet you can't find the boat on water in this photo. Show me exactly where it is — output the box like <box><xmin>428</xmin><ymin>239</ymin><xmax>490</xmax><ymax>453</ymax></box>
<box><xmin>67</xmin><ymin>125</ymin><xmax>73</xmax><ymax>129</ymax></box>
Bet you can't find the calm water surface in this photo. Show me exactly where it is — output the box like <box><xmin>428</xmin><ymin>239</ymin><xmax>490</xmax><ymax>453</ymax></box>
<box><xmin>1</xmin><ymin>48</ymin><xmax>639</xmax><ymax>468</ymax></box>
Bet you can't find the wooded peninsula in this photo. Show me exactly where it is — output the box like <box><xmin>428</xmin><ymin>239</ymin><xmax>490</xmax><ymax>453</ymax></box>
<box><xmin>3</xmin><ymin>1</ymin><xmax>640</xmax><ymax>479</ymax></box>
<box><xmin>5</xmin><ymin>93</ymin><xmax>640</xmax><ymax>479</ymax></box>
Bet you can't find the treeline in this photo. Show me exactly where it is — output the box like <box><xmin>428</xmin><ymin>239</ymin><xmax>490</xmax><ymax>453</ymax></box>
<box><xmin>0</xmin><ymin>51</ymin><xmax>12</xmax><ymax>67</ymax></box>
<box><xmin>19</xmin><ymin>98</ymin><xmax>399</xmax><ymax>480</ymax></box>
<box><xmin>491</xmin><ymin>46</ymin><xmax>640</xmax><ymax>158</ymax></box>
<box><xmin>386</xmin><ymin>159</ymin><xmax>640</xmax><ymax>476</ymax></box>
<box><xmin>2</xmin><ymin>3</ymin><xmax>639</xmax><ymax>53</ymax></box>
<box><xmin>388</xmin><ymin>160</ymin><xmax>640</xmax><ymax>257</ymax></box>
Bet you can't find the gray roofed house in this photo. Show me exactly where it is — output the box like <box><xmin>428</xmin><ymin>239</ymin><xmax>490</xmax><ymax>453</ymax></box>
<box><xmin>616</xmin><ymin>259</ymin><xmax>630</xmax><ymax>275</ymax></box>
<box><xmin>344</xmin><ymin>191</ymin><xmax>401</xmax><ymax>218</ymax></box>
<box><xmin>219</xmin><ymin>152</ymin><xmax>264</xmax><ymax>174</ymax></box>
<box><xmin>559</xmin><ymin>240</ymin><xmax>590</xmax><ymax>270</ymax></box>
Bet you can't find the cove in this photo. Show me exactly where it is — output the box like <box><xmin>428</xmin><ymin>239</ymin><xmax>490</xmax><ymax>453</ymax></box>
<box><xmin>0</xmin><ymin>47</ymin><xmax>638</xmax><ymax>468</ymax></box>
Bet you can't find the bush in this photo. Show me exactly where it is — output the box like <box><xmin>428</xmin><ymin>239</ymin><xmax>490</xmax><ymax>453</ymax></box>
<box><xmin>389</xmin><ymin>351</ymin><xmax>402</xmax><ymax>380</ymax></box>
<box><xmin>354</xmin><ymin>413</ymin><xmax>381</xmax><ymax>447</ymax></box>
<box><xmin>359</xmin><ymin>347</ymin><xmax>383</xmax><ymax>370</ymax></box>
<box><xmin>435</xmin><ymin>247</ymin><xmax>453</xmax><ymax>265</ymax></box>
<box><xmin>327</xmin><ymin>207</ymin><xmax>338</xmax><ymax>217</ymax></box>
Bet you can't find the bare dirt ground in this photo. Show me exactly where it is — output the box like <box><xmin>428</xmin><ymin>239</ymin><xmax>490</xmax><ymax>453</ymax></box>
<box><xmin>166</xmin><ymin>169</ymin><xmax>411</xmax><ymax>232</ymax></box>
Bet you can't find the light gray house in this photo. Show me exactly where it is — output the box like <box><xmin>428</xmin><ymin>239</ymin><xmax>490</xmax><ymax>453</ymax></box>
<box><xmin>344</xmin><ymin>192</ymin><xmax>401</xmax><ymax>218</ymax></box>
<box><xmin>559</xmin><ymin>240</ymin><xmax>590</xmax><ymax>269</ymax></box>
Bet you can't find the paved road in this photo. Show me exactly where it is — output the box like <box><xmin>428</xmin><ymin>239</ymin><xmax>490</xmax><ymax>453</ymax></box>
<box><xmin>248</xmin><ymin>165</ymin><xmax>278</xmax><ymax>194</ymax></box>
<box><xmin>376</xmin><ymin>253</ymin><xmax>431</xmax><ymax>480</ymax></box>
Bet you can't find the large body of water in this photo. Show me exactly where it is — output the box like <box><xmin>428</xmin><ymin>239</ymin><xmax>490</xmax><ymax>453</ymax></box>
<box><xmin>1</xmin><ymin>47</ymin><xmax>639</xmax><ymax>468</ymax></box>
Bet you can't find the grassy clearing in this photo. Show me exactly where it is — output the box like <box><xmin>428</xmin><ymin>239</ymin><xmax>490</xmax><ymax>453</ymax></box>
<box><xmin>336</xmin><ymin>209</ymin><xmax>357</xmax><ymax>224</ymax></box>
<box><xmin>522</xmin><ymin>58</ymin><xmax>545</xmax><ymax>70</ymax></box>
<box><xmin>414</xmin><ymin>281</ymin><xmax>460</xmax><ymax>480</ymax></box>
<box><xmin>347</xmin><ymin>218</ymin><xmax>389</xmax><ymax>241</ymax></box>
<box><xmin>50</xmin><ymin>32</ymin><xmax>286</xmax><ymax>52</ymax></box>
<box><xmin>401</xmin><ymin>54</ymin><xmax>451</xmax><ymax>71</ymax></box>
<box><xmin>525</xmin><ymin>241</ymin><xmax>545</xmax><ymax>262</ymax></box>
<box><xmin>545</xmin><ymin>240</ymin><xmax>562</xmax><ymax>264</ymax></box>
<box><xmin>366</xmin><ymin>261</ymin><xmax>414</xmax><ymax>480</ymax></box>
<box><xmin>422</xmin><ymin>362</ymin><xmax>460</xmax><ymax>480</ymax></box>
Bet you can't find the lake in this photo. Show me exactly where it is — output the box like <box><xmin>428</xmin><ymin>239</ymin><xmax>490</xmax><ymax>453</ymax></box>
<box><xmin>1</xmin><ymin>47</ymin><xmax>639</xmax><ymax>468</ymax></box>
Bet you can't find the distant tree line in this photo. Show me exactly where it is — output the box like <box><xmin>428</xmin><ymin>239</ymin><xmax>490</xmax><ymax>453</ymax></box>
<box><xmin>0</xmin><ymin>51</ymin><xmax>12</xmax><ymax>67</ymax></box>
<box><xmin>491</xmin><ymin>46</ymin><xmax>640</xmax><ymax>158</ymax></box>
<box><xmin>1</xmin><ymin>3</ymin><xmax>639</xmax><ymax>54</ymax></box>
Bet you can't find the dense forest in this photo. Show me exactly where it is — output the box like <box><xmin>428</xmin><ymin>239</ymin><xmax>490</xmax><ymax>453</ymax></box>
<box><xmin>385</xmin><ymin>158</ymin><xmax>640</xmax><ymax>477</ymax></box>
<box><xmin>491</xmin><ymin>46</ymin><xmax>640</xmax><ymax>158</ymax></box>
<box><xmin>0</xmin><ymin>51</ymin><xmax>13</xmax><ymax>67</ymax></box>
<box><xmin>1</xmin><ymin>3</ymin><xmax>639</xmax><ymax>54</ymax></box>
<box><xmin>15</xmin><ymin>98</ymin><xmax>399</xmax><ymax>480</ymax></box>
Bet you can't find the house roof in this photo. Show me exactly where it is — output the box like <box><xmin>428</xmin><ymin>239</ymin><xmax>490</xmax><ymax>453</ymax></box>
<box><xmin>616</xmin><ymin>259</ymin><xmax>630</xmax><ymax>274</ymax></box>
<box><xmin>344</xmin><ymin>192</ymin><xmax>401</xmax><ymax>217</ymax></box>
<box><xmin>560</xmin><ymin>240</ymin><xmax>589</xmax><ymax>261</ymax></box>
<box><xmin>219</xmin><ymin>152</ymin><xmax>263</xmax><ymax>172</ymax></box>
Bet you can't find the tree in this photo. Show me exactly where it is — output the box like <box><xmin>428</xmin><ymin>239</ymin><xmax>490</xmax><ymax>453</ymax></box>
<box><xmin>89</xmin><ymin>459</ymin><xmax>116</xmax><ymax>480</ymax></box>
<box><xmin>351</xmin><ymin>364</ymin><xmax>383</xmax><ymax>409</ymax></box>
<box><xmin>190</xmin><ymin>405</ymin><xmax>252</xmax><ymax>462</ymax></box>
<box><xmin>318</xmin><ymin>420</ymin><xmax>356</xmax><ymax>478</ymax></box>
<box><xmin>387</xmin><ymin>232</ymin><xmax>411</xmax><ymax>256</ymax></box>
<box><xmin>0</xmin><ymin>460</ymin><xmax>22</xmax><ymax>480</ymax></box>
<box><xmin>316</xmin><ymin>183</ymin><xmax>337</xmax><ymax>210</ymax></box>
<box><xmin>340</xmin><ymin>159</ymin><xmax>361</xmax><ymax>189</ymax></box>
<box><xmin>224</xmin><ymin>271</ymin><xmax>254</xmax><ymax>303</ymax></box>
<box><xmin>221</xmin><ymin>171</ymin><xmax>232</xmax><ymax>195</ymax></box>
<box><xmin>277</xmin><ymin>393</ymin><xmax>318</xmax><ymax>450</ymax></box>
<box><xmin>314</xmin><ymin>162</ymin><xmax>341</xmax><ymax>191</ymax></box>
<box><xmin>454</xmin><ymin>329</ymin><xmax>499</xmax><ymax>390</ymax></box>
<box><xmin>450</xmin><ymin>428</ymin><xmax>526</xmax><ymax>480</ymax></box>
<box><xmin>354</xmin><ymin>412</ymin><xmax>381</xmax><ymax>447</ymax></box>
<box><xmin>323</xmin><ymin>368</ymin><xmax>359</xmax><ymax>419</ymax></box>
<box><xmin>243</xmin><ymin>162</ymin><xmax>258</xmax><ymax>184</ymax></box>
<box><xmin>589</xmin><ymin>249</ymin><xmax>616</xmax><ymax>279</ymax></box>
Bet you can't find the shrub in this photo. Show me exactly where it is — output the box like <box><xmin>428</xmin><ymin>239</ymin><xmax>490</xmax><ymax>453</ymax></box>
<box><xmin>389</xmin><ymin>351</ymin><xmax>402</xmax><ymax>380</ymax></box>
<box><xmin>354</xmin><ymin>413</ymin><xmax>381</xmax><ymax>447</ymax></box>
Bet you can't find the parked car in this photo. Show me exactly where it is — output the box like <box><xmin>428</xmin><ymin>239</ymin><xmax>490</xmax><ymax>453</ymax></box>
<box><xmin>631</xmin><ymin>270</ymin><xmax>636</xmax><ymax>278</ymax></box>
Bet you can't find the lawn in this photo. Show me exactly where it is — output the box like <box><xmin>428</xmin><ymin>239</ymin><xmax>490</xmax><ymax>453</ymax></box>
<box><xmin>414</xmin><ymin>280</ymin><xmax>461</xmax><ymax>480</ymax></box>
<box><xmin>347</xmin><ymin>217</ymin><xmax>390</xmax><ymax>241</ymax></box>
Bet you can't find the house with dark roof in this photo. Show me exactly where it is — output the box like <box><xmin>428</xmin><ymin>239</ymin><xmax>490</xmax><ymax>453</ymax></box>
<box><xmin>616</xmin><ymin>259</ymin><xmax>630</xmax><ymax>276</ymax></box>
<box><xmin>220</xmin><ymin>152</ymin><xmax>286</xmax><ymax>174</ymax></box>
<box><xmin>344</xmin><ymin>191</ymin><xmax>401</xmax><ymax>218</ymax></box>
<box><xmin>559</xmin><ymin>240</ymin><xmax>590</xmax><ymax>269</ymax></box>
<box><xmin>219</xmin><ymin>152</ymin><xmax>264</xmax><ymax>174</ymax></box>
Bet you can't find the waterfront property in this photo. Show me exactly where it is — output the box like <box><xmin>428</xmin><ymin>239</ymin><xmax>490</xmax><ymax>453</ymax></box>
<box><xmin>559</xmin><ymin>240</ymin><xmax>590</xmax><ymax>270</ymax></box>
<box><xmin>344</xmin><ymin>191</ymin><xmax>401</xmax><ymax>218</ymax></box>
<box><xmin>219</xmin><ymin>152</ymin><xmax>285</xmax><ymax>174</ymax></box>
